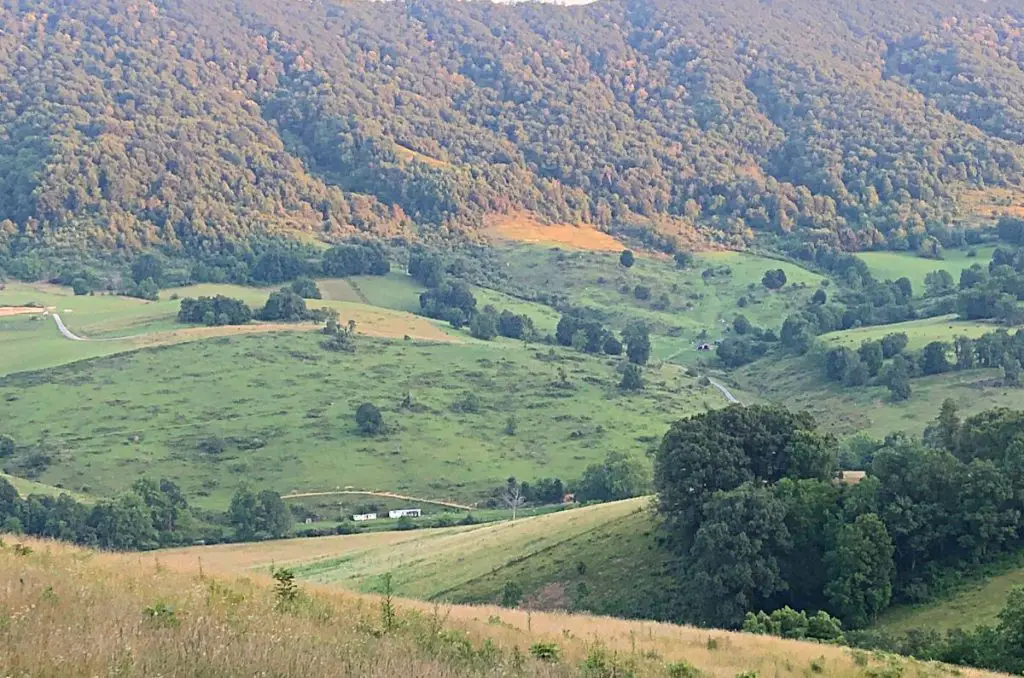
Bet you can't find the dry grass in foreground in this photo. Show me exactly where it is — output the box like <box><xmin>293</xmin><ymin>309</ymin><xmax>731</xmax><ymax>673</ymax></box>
<box><xmin>0</xmin><ymin>536</ymin><xmax>1006</xmax><ymax>678</ymax></box>
<box><xmin>484</xmin><ymin>212</ymin><xmax>625</xmax><ymax>251</ymax></box>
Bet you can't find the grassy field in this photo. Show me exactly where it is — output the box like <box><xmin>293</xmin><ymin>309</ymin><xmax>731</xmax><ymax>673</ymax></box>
<box><xmin>493</xmin><ymin>246</ymin><xmax>826</xmax><ymax>362</ymax></box>
<box><xmin>0</xmin><ymin>280</ymin><xmax>457</xmax><ymax>375</ymax></box>
<box><xmin>820</xmin><ymin>315</ymin><xmax>1008</xmax><ymax>352</ymax></box>
<box><xmin>2</xmin><ymin>538</ymin><xmax>989</xmax><ymax>678</ymax></box>
<box><xmin>0</xmin><ymin>471</ymin><xmax>93</xmax><ymax>502</ymax></box>
<box><xmin>0</xmin><ymin>332</ymin><xmax>722</xmax><ymax>508</ymax></box>
<box><xmin>164</xmin><ymin>498</ymin><xmax>673</xmax><ymax>622</ymax></box>
<box><xmin>162</xmin><ymin>499</ymin><xmax>648</xmax><ymax>597</ymax></box>
<box><xmin>856</xmin><ymin>247</ymin><xmax>996</xmax><ymax>291</ymax></box>
<box><xmin>483</xmin><ymin>212</ymin><xmax>626</xmax><ymax>251</ymax></box>
<box><xmin>732</xmin><ymin>351</ymin><xmax>1022</xmax><ymax>439</ymax></box>
<box><xmin>875</xmin><ymin>563</ymin><xmax>1024</xmax><ymax>634</ymax></box>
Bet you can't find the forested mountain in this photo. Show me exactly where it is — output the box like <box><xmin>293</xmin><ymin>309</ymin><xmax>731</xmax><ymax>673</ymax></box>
<box><xmin>4</xmin><ymin>0</ymin><xmax>1024</xmax><ymax>257</ymax></box>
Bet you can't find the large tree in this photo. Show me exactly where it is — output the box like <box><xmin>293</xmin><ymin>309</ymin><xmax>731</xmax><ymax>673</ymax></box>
<box><xmin>823</xmin><ymin>514</ymin><xmax>895</xmax><ymax>628</ymax></box>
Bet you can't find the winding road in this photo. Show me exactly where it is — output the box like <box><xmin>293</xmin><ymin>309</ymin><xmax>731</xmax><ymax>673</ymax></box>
<box><xmin>707</xmin><ymin>377</ymin><xmax>741</xmax><ymax>404</ymax></box>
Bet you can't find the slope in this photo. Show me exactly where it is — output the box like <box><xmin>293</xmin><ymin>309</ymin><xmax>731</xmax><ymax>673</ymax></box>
<box><xmin>2</xmin><ymin>537</ymin><xmax>995</xmax><ymax>678</ymax></box>
<box><xmin>0</xmin><ymin>331</ymin><xmax>722</xmax><ymax>507</ymax></box>
<box><xmin>4</xmin><ymin>0</ymin><xmax>1024</xmax><ymax>256</ymax></box>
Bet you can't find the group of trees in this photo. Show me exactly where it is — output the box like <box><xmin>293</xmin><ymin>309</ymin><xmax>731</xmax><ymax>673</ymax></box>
<box><xmin>178</xmin><ymin>295</ymin><xmax>253</xmax><ymax>326</ymax></box>
<box><xmin>821</xmin><ymin>333</ymin><xmax>909</xmax><ymax>391</ymax></box>
<box><xmin>178</xmin><ymin>281</ymin><xmax>333</xmax><ymax>325</ymax></box>
<box><xmin>823</xmin><ymin>328</ymin><xmax>1024</xmax><ymax>400</ymax></box>
<box><xmin>954</xmin><ymin>245</ymin><xmax>1024</xmax><ymax>325</ymax></box>
<box><xmin>555</xmin><ymin>313</ymin><xmax>650</xmax><ymax>366</ymax></box>
<box><xmin>321</xmin><ymin>243</ymin><xmax>390</xmax><ymax>278</ymax></box>
<box><xmin>0</xmin><ymin>474</ymin><xmax>293</xmax><ymax>548</ymax></box>
<box><xmin>853</xmin><ymin>586</ymin><xmax>1024</xmax><ymax>675</ymax></box>
<box><xmin>653</xmin><ymin>403</ymin><xmax>1024</xmax><ymax>633</ymax></box>
<box><xmin>486</xmin><ymin>450</ymin><xmax>650</xmax><ymax>510</ymax></box>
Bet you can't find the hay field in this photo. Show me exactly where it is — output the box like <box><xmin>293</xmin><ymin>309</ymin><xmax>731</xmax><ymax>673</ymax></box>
<box><xmin>0</xmin><ymin>537</ymin><xmax>997</xmax><ymax>678</ymax></box>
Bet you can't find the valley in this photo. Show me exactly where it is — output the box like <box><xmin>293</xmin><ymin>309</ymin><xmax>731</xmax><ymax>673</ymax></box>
<box><xmin>3</xmin><ymin>0</ymin><xmax>1024</xmax><ymax>674</ymax></box>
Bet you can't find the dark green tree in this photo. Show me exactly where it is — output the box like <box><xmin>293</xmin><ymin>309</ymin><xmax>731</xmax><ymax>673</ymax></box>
<box><xmin>620</xmin><ymin>363</ymin><xmax>644</xmax><ymax>390</ymax></box>
<box><xmin>356</xmin><ymin>402</ymin><xmax>384</xmax><ymax>436</ymax></box>
<box><xmin>823</xmin><ymin>514</ymin><xmax>895</xmax><ymax>628</ymax></box>
<box><xmin>290</xmin><ymin>277</ymin><xmax>322</xmax><ymax>299</ymax></box>
<box><xmin>132</xmin><ymin>253</ymin><xmax>164</xmax><ymax>286</ymax></box>
<box><xmin>881</xmin><ymin>333</ymin><xmax>909</xmax><ymax>359</ymax></box>
<box><xmin>920</xmin><ymin>341</ymin><xmax>953</xmax><ymax>375</ymax></box>
<box><xmin>619</xmin><ymin>250</ymin><xmax>635</xmax><ymax>268</ymax></box>
<box><xmin>858</xmin><ymin>341</ymin><xmax>884</xmax><ymax>377</ymax></box>
<box><xmin>686</xmin><ymin>484</ymin><xmax>792</xmax><ymax>628</ymax></box>
<box><xmin>623</xmin><ymin>322</ymin><xmax>651</xmax><ymax>365</ymax></box>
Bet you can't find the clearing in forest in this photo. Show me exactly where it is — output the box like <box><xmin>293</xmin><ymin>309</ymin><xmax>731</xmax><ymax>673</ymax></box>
<box><xmin>483</xmin><ymin>213</ymin><xmax>625</xmax><ymax>251</ymax></box>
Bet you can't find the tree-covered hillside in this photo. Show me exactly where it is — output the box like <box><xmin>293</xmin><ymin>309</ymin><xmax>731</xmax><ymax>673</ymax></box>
<box><xmin>4</xmin><ymin>0</ymin><xmax>1024</xmax><ymax>258</ymax></box>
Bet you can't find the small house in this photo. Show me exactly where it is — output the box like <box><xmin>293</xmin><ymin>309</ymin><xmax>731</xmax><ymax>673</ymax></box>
<box><xmin>352</xmin><ymin>513</ymin><xmax>378</xmax><ymax>521</ymax></box>
<box><xmin>388</xmin><ymin>508</ymin><xmax>422</xmax><ymax>519</ymax></box>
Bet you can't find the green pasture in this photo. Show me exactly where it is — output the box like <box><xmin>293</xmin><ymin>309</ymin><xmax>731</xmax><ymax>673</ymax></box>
<box><xmin>820</xmin><ymin>315</ymin><xmax>1007</xmax><ymax>352</ymax></box>
<box><xmin>734</xmin><ymin>352</ymin><xmax>1021</xmax><ymax>439</ymax></box>
<box><xmin>288</xmin><ymin>498</ymin><xmax>649</xmax><ymax>599</ymax></box>
<box><xmin>0</xmin><ymin>333</ymin><xmax>722</xmax><ymax>509</ymax></box>
<box><xmin>856</xmin><ymin>247</ymin><xmax>996</xmax><ymax>291</ymax></box>
<box><xmin>492</xmin><ymin>246</ymin><xmax>826</xmax><ymax>362</ymax></box>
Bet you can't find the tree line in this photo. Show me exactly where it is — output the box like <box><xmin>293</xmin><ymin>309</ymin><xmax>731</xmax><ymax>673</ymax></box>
<box><xmin>0</xmin><ymin>477</ymin><xmax>293</xmax><ymax>550</ymax></box>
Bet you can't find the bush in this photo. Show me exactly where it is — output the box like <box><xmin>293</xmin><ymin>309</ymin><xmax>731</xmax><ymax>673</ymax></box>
<box><xmin>619</xmin><ymin>250</ymin><xmax>635</xmax><ymax>268</ymax></box>
<box><xmin>530</xmin><ymin>642</ymin><xmax>560</xmax><ymax>662</ymax></box>
<box><xmin>356</xmin><ymin>402</ymin><xmax>384</xmax><ymax>435</ymax></box>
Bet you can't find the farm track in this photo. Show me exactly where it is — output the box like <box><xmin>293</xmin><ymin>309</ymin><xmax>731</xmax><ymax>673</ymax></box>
<box><xmin>281</xmin><ymin>490</ymin><xmax>475</xmax><ymax>511</ymax></box>
<box><xmin>707</xmin><ymin>377</ymin><xmax>741</xmax><ymax>404</ymax></box>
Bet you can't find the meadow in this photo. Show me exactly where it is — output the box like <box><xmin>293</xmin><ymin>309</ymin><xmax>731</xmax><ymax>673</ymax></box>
<box><xmin>161</xmin><ymin>498</ymin><xmax>648</xmax><ymax>598</ymax></box>
<box><xmin>0</xmin><ymin>280</ymin><xmax>457</xmax><ymax>375</ymax></box>
<box><xmin>820</xmin><ymin>315</ymin><xmax>1007</xmax><ymax>352</ymax></box>
<box><xmin>2</xmin><ymin>537</ymin><xmax>989</xmax><ymax>678</ymax></box>
<box><xmin>491</xmin><ymin>246</ymin><xmax>826</xmax><ymax>362</ymax></box>
<box><xmin>874</xmin><ymin>560</ymin><xmax>1024</xmax><ymax>634</ymax></box>
<box><xmin>0</xmin><ymin>332</ymin><xmax>722</xmax><ymax>508</ymax></box>
<box><xmin>732</xmin><ymin>351</ymin><xmax>1021</xmax><ymax>439</ymax></box>
<box><xmin>855</xmin><ymin>247</ymin><xmax>996</xmax><ymax>291</ymax></box>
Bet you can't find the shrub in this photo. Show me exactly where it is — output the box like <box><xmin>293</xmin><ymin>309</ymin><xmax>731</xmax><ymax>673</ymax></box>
<box><xmin>530</xmin><ymin>642</ymin><xmax>560</xmax><ymax>662</ymax></box>
<box><xmin>356</xmin><ymin>402</ymin><xmax>384</xmax><ymax>435</ymax></box>
<box><xmin>143</xmin><ymin>602</ymin><xmax>179</xmax><ymax>628</ymax></box>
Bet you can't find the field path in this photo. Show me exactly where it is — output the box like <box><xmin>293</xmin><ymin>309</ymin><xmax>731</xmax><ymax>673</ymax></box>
<box><xmin>708</xmin><ymin>377</ymin><xmax>741</xmax><ymax>404</ymax></box>
<box><xmin>281</xmin><ymin>490</ymin><xmax>474</xmax><ymax>511</ymax></box>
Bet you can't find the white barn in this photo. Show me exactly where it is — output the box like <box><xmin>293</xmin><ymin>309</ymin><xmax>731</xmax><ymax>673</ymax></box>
<box><xmin>388</xmin><ymin>508</ymin><xmax>422</xmax><ymax>519</ymax></box>
<box><xmin>352</xmin><ymin>513</ymin><xmax>377</xmax><ymax>522</ymax></box>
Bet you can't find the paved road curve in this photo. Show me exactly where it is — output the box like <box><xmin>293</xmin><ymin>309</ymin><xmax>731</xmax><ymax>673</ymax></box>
<box><xmin>708</xmin><ymin>377</ymin><xmax>741</xmax><ymax>404</ymax></box>
<box><xmin>51</xmin><ymin>313</ymin><xmax>87</xmax><ymax>341</ymax></box>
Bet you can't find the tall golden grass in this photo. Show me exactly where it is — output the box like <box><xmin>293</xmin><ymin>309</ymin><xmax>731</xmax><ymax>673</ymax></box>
<box><xmin>0</xmin><ymin>536</ymin><xmax>1008</xmax><ymax>678</ymax></box>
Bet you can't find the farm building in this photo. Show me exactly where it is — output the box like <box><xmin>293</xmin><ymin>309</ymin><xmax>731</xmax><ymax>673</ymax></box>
<box><xmin>352</xmin><ymin>513</ymin><xmax>377</xmax><ymax>521</ymax></box>
<box><xmin>388</xmin><ymin>508</ymin><xmax>422</xmax><ymax>519</ymax></box>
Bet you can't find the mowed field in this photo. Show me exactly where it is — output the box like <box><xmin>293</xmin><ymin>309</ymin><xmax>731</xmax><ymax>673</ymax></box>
<box><xmin>0</xmin><ymin>280</ymin><xmax>457</xmax><ymax>375</ymax></box>
<box><xmin>856</xmin><ymin>247</ymin><xmax>996</xmax><ymax>291</ymax></box>
<box><xmin>493</xmin><ymin>246</ymin><xmax>826</xmax><ymax>362</ymax></box>
<box><xmin>820</xmin><ymin>315</ymin><xmax>1008</xmax><ymax>352</ymax></box>
<box><xmin>4</xmin><ymin>539</ymin><xmax>994</xmax><ymax>678</ymax></box>
<box><xmin>159</xmin><ymin>498</ymin><xmax>648</xmax><ymax>598</ymax></box>
<box><xmin>0</xmin><ymin>332</ymin><xmax>723</xmax><ymax>507</ymax></box>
